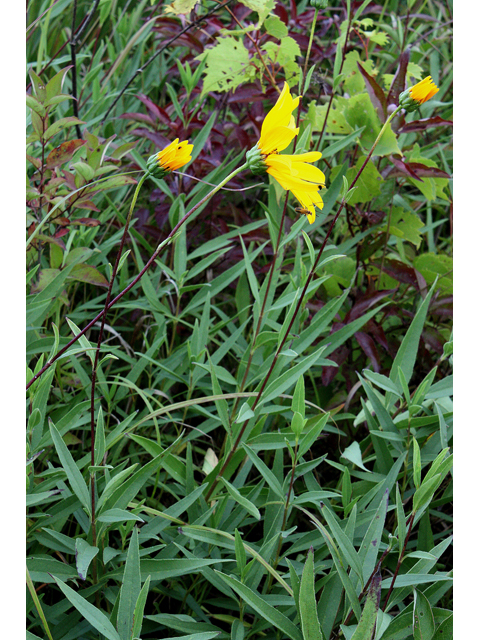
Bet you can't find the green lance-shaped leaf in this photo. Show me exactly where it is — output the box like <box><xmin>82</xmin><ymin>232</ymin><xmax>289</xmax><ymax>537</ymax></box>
<box><xmin>49</xmin><ymin>421</ymin><xmax>91</xmax><ymax>515</ymax></box>
<box><xmin>117</xmin><ymin>527</ymin><xmax>141</xmax><ymax>640</ymax></box>
<box><xmin>94</xmin><ymin>406</ymin><xmax>106</xmax><ymax>467</ymax></box>
<box><xmin>52</xmin><ymin>576</ymin><xmax>121</xmax><ymax>640</ymax></box>
<box><xmin>215</xmin><ymin>571</ymin><xmax>302</xmax><ymax>640</ymax></box>
<box><xmin>388</xmin><ymin>280</ymin><xmax>437</xmax><ymax>404</ymax></box>
<box><xmin>299</xmin><ymin>547</ymin><xmax>324</xmax><ymax>640</ymax></box>
<box><xmin>413</xmin><ymin>589</ymin><xmax>435</xmax><ymax>640</ymax></box>
<box><xmin>350</xmin><ymin>569</ymin><xmax>382</xmax><ymax>640</ymax></box>
<box><xmin>75</xmin><ymin>538</ymin><xmax>99</xmax><ymax>581</ymax></box>
<box><xmin>130</xmin><ymin>575</ymin><xmax>151</xmax><ymax>639</ymax></box>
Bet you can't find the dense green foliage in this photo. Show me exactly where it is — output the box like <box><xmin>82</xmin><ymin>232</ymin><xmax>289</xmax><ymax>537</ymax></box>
<box><xmin>26</xmin><ymin>1</ymin><xmax>453</xmax><ymax>639</ymax></box>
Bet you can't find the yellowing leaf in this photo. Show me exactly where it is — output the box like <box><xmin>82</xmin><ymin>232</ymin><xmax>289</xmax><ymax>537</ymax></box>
<box><xmin>202</xmin><ymin>448</ymin><xmax>219</xmax><ymax>475</ymax></box>
<box><xmin>164</xmin><ymin>0</ymin><xmax>199</xmax><ymax>16</ymax></box>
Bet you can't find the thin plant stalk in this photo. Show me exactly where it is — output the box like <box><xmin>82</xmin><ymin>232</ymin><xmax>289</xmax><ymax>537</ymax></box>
<box><xmin>88</xmin><ymin>173</ymin><xmax>147</xmax><ymax>579</ymax></box>
<box><xmin>316</xmin><ymin>6</ymin><xmax>354</xmax><ymax>151</ymax></box>
<box><xmin>231</xmin><ymin>10</ymin><xmax>320</xmax><ymax>419</ymax></box>
<box><xmin>205</xmin><ymin>106</ymin><xmax>402</xmax><ymax>502</ymax></box>
<box><xmin>27</xmin><ymin>164</ymin><xmax>248</xmax><ymax>391</ymax></box>
<box><xmin>26</xmin><ymin>567</ymin><xmax>54</xmax><ymax>640</ymax></box>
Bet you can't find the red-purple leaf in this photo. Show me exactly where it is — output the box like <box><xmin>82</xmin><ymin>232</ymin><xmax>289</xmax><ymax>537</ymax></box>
<box><xmin>55</xmin><ymin>217</ymin><xmax>71</xmax><ymax>226</ymax></box>
<box><xmin>72</xmin><ymin>199</ymin><xmax>101</xmax><ymax>212</ymax></box>
<box><xmin>386</xmin><ymin>160</ymin><xmax>450</xmax><ymax>181</ymax></box>
<box><xmin>46</xmin><ymin>140</ymin><xmax>86</xmax><ymax>169</ymax></box>
<box><xmin>398</xmin><ymin>116</ymin><xmax>453</xmax><ymax>133</ymax></box>
<box><xmin>373</xmin><ymin>259</ymin><xmax>420</xmax><ymax>287</ymax></box>
<box><xmin>26</xmin><ymin>154</ymin><xmax>42</xmax><ymax>170</ymax></box>
<box><xmin>387</xmin><ymin>49</ymin><xmax>410</xmax><ymax>106</ymax></box>
<box><xmin>355</xmin><ymin>331</ymin><xmax>381</xmax><ymax>371</ymax></box>
<box><xmin>344</xmin><ymin>289</ymin><xmax>394</xmax><ymax>322</ymax></box>
<box><xmin>388</xmin><ymin>157</ymin><xmax>425</xmax><ymax>182</ymax></box>
<box><xmin>37</xmin><ymin>234</ymin><xmax>67</xmax><ymax>249</ymax></box>
<box><xmin>357</xmin><ymin>62</ymin><xmax>387</xmax><ymax>123</ymax></box>
<box><xmin>54</xmin><ymin>228</ymin><xmax>70</xmax><ymax>239</ymax></box>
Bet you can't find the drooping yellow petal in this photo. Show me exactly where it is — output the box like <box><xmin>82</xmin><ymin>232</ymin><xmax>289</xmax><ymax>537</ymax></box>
<box><xmin>258</xmin><ymin>125</ymin><xmax>299</xmax><ymax>155</ymax></box>
<box><xmin>266</xmin><ymin>153</ymin><xmax>325</xmax><ymax>224</ymax></box>
<box><xmin>258</xmin><ymin>83</ymin><xmax>300</xmax><ymax>154</ymax></box>
<box><xmin>260</xmin><ymin>84</ymin><xmax>300</xmax><ymax>138</ymax></box>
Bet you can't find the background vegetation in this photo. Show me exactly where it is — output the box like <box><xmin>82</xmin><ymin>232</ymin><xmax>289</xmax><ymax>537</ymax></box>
<box><xmin>26</xmin><ymin>1</ymin><xmax>453</xmax><ymax>639</ymax></box>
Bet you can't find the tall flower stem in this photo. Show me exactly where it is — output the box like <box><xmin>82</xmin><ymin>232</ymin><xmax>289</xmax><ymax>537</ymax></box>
<box><xmin>231</xmin><ymin>11</ymin><xmax>320</xmax><ymax>420</ymax></box>
<box><xmin>316</xmin><ymin>7</ymin><xmax>354</xmax><ymax>151</ymax></box>
<box><xmin>26</xmin><ymin>164</ymin><xmax>248</xmax><ymax>391</ymax></box>
<box><xmin>88</xmin><ymin>173</ymin><xmax>147</xmax><ymax>577</ymax></box>
<box><xmin>205</xmin><ymin>107</ymin><xmax>401</xmax><ymax>502</ymax></box>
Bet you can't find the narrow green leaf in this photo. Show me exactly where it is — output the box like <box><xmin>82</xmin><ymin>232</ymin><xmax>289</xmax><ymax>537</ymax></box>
<box><xmin>207</xmin><ymin>353</ymin><xmax>231</xmax><ymax>437</ymax></box>
<box><xmin>351</xmin><ymin>570</ymin><xmax>381</xmax><ymax>640</ymax></box>
<box><xmin>118</xmin><ymin>527</ymin><xmax>141</xmax><ymax>640</ymax></box>
<box><xmin>75</xmin><ymin>539</ymin><xmax>99</xmax><ymax>581</ymax></box>
<box><xmin>413</xmin><ymin>590</ymin><xmax>435</xmax><ymax>640</ymax></box>
<box><xmin>215</xmin><ymin>572</ymin><xmax>302</xmax><ymax>640</ymax></box>
<box><xmin>30</xmin><ymin>367</ymin><xmax>55</xmax><ymax>451</ymax></box>
<box><xmin>286</xmin><ymin>558</ymin><xmax>300</xmax><ymax>613</ymax></box>
<box><xmin>260</xmin><ymin>344</ymin><xmax>329</xmax><ymax>405</ymax></box>
<box><xmin>319</xmin><ymin>502</ymin><xmax>364</xmax><ymax>582</ymax></box>
<box><xmin>389</xmin><ymin>281</ymin><xmax>437</xmax><ymax>393</ymax></box>
<box><xmin>110</xmin><ymin>558</ymin><xmax>228</xmax><ymax>582</ymax></box>
<box><xmin>431</xmin><ymin>614</ymin><xmax>452</xmax><ymax>640</ymax></box>
<box><xmin>94</xmin><ymin>406</ymin><xmax>106</xmax><ymax>467</ymax></box>
<box><xmin>97</xmin><ymin>509</ymin><xmax>144</xmax><ymax>524</ymax></box>
<box><xmin>412</xmin><ymin>438</ymin><xmax>422</xmax><ymax>490</ymax></box>
<box><xmin>221</xmin><ymin>478</ymin><xmax>261</xmax><ymax>520</ymax></box>
<box><xmin>299</xmin><ymin>506</ymin><xmax>362</xmax><ymax>621</ymax></box>
<box><xmin>242</xmin><ymin>444</ymin><xmax>285</xmax><ymax>500</ymax></box>
<box><xmin>292</xmin><ymin>374</ymin><xmax>305</xmax><ymax>416</ymax></box>
<box><xmin>131</xmin><ymin>575</ymin><xmax>151</xmax><ymax>639</ymax></box>
<box><xmin>299</xmin><ymin>548</ymin><xmax>324</xmax><ymax>640</ymax></box>
<box><xmin>49</xmin><ymin>421</ymin><xmax>91</xmax><ymax>515</ymax></box>
<box><xmin>234</xmin><ymin>529</ymin><xmax>246</xmax><ymax>575</ymax></box>
<box><xmin>358</xmin><ymin>489</ymin><xmax>389</xmax><ymax>584</ymax></box>
<box><xmin>341</xmin><ymin>441</ymin><xmax>370</xmax><ymax>473</ymax></box>
<box><xmin>52</xmin><ymin>576</ymin><xmax>121</xmax><ymax>640</ymax></box>
<box><xmin>239</xmin><ymin>235</ymin><xmax>260</xmax><ymax>304</ymax></box>
<box><xmin>413</xmin><ymin>474</ymin><xmax>442</xmax><ymax>514</ymax></box>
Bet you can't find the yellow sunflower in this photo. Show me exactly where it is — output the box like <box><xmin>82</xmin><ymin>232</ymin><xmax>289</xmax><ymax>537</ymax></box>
<box><xmin>246</xmin><ymin>83</ymin><xmax>326</xmax><ymax>224</ymax></box>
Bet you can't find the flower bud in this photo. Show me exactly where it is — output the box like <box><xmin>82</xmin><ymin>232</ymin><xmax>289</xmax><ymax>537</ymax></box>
<box><xmin>399</xmin><ymin>76</ymin><xmax>439</xmax><ymax>112</ymax></box>
<box><xmin>146</xmin><ymin>138</ymin><xmax>193</xmax><ymax>178</ymax></box>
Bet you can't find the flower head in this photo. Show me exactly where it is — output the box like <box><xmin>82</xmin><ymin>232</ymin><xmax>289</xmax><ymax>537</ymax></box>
<box><xmin>399</xmin><ymin>76</ymin><xmax>439</xmax><ymax>112</ymax></box>
<box><xmin>146</xmin><ymin>138</ymin><xmax>193</xmax><ymax>178</ymax></box>
<box><xmin>246</xmin><ymin>83</ymin><xmax>326</xmax><ymax>224</ymax></box>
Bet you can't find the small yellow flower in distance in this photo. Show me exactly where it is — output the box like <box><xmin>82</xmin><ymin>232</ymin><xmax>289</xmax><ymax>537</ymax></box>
<box><xmin>146</xmin><ymin>138</ymin><xmax>193</xmax><ymax>177</ymax></box>
<box><xmin>399</xmin><ymin>76</ymin><xmax>439</xmax><ymax>112</ymax></box>
<box><xmin>246</xmin><ymin>83</ymin><xmax>326</xmax><ymax>224</ymax></box>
